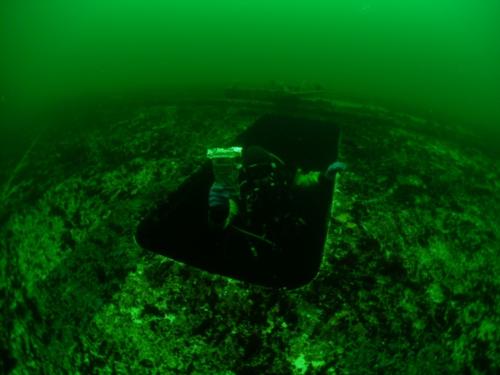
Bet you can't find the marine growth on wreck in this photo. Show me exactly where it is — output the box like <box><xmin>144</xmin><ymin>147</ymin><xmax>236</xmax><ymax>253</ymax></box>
<box><xmin>1</xmin><ymin>1</ymin><xmax>499</xmax><ymax>373</ymax></box>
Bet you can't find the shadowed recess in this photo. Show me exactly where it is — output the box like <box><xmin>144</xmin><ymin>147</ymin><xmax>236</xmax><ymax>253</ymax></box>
<box><xmin>136</xmin><ymin>114</ymin><xmax>341</xmax><ymax>288</ymax></box>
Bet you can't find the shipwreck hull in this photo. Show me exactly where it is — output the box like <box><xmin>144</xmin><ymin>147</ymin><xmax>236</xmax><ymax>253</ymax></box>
<box><xmin>1</xmin><ymin>90</ymin><xmax>498</xmax><ymax>374</ymax></box>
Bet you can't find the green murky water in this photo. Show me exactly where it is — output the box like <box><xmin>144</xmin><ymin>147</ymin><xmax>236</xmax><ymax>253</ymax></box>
<box><xmin>1</xmin><ymin>2</ymin><xmax>499</xmax><ymax>374</ymax></box>
<box><xmin>1</xmin><ymin>0</ymin><xmax>499</xmax><ymax>128</ymax></box>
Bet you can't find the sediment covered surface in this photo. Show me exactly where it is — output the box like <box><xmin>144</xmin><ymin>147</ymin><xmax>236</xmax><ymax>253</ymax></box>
<box><xmin>1</xmin><ymin>100</ymin><xmax>499</xmax><ymax>374</ymax></box>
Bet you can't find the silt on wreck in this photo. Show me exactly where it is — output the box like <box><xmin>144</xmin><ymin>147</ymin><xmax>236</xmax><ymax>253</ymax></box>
<box><xmin>0</xmin><ymin>87</ymin><xmax>499</xmax><ymax>374</ymax></box>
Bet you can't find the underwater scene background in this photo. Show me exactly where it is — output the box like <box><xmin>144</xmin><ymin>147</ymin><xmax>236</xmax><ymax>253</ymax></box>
<box><xmin>1</xmin><ymin>1</ymin><xmax>499</xmax><ymax>374</ymax></box>
<box><xmin>2</xmin><ymin>0</ymin><xmax>500</xmax><ymax>128</ymax></box>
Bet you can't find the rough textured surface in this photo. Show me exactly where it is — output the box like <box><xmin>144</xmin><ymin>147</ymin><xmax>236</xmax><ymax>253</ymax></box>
<box><xmin>1</xmin><ymin>99</ymin><xmax>498</xmax><ymax>374</ymax></box>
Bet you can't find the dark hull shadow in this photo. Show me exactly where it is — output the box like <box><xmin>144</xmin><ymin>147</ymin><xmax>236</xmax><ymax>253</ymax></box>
<box><xmin>136</xmin><ymin>114</ymin><xmax>340</xmax><ymax>288</ymax></box>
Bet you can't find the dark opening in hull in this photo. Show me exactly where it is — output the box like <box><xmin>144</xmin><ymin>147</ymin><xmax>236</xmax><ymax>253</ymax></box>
<box><xmin>136</xmin><ymin>114</ymin><xmax>341</xmax><ymax>288</ymax></box>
